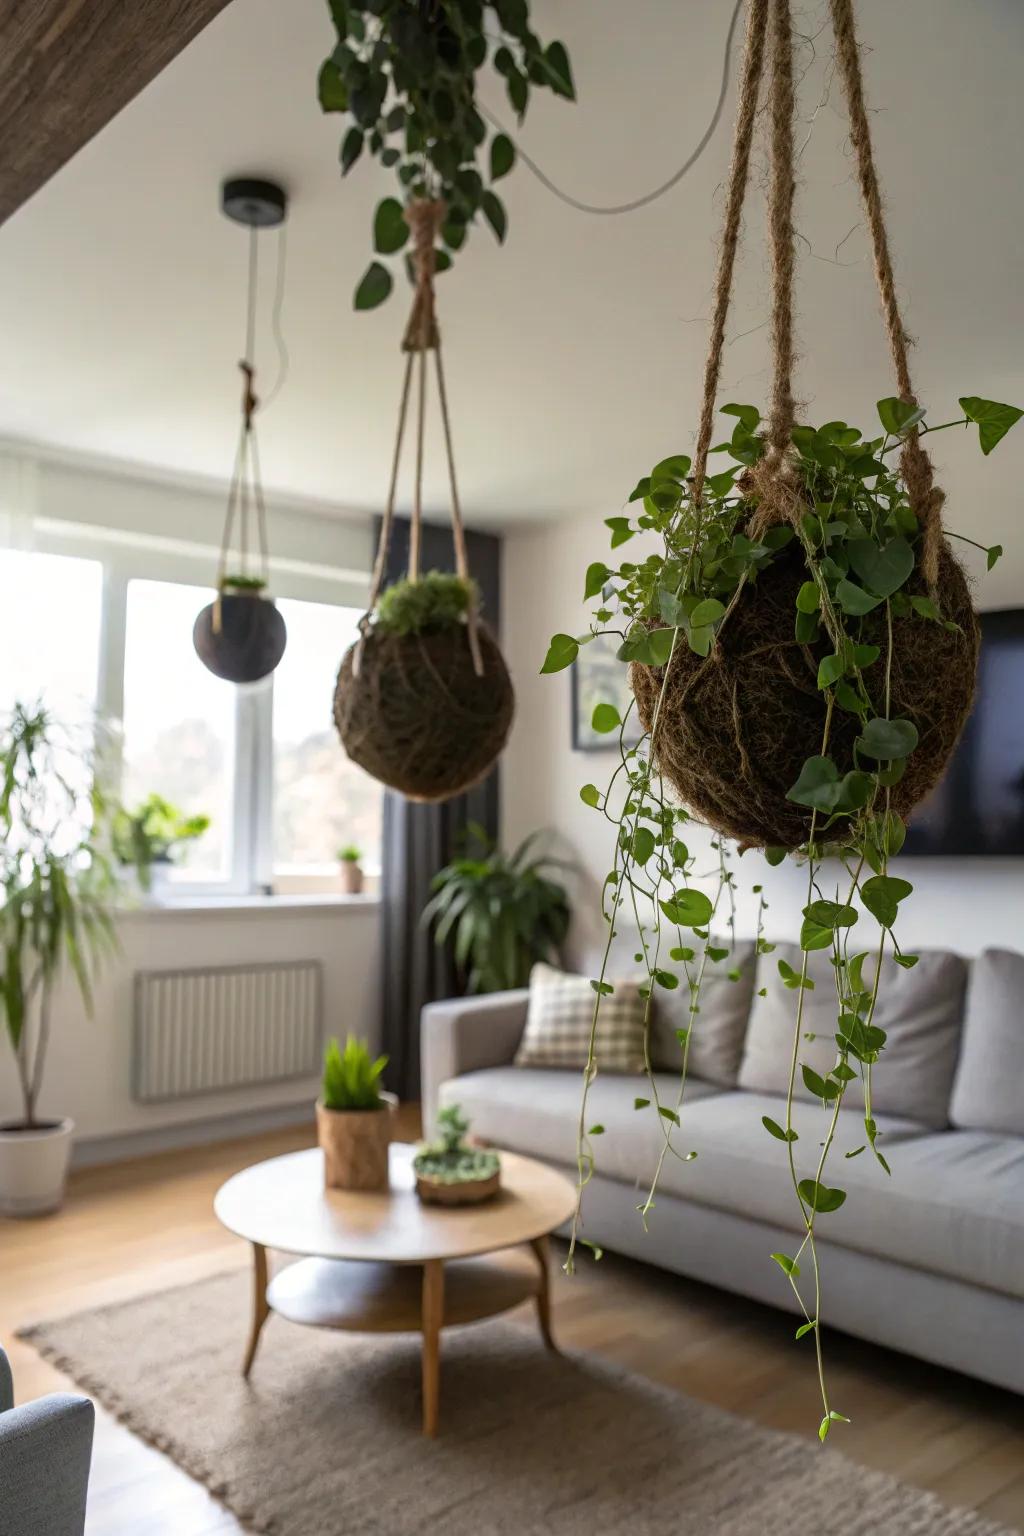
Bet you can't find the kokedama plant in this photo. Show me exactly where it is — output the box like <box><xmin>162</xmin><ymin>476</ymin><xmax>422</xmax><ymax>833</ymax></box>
<box><xmin>332</xmin><ymin>199</ymin><xmax>515</xmax><ymax>802</ymax></box>
<box><xmin>541</xmin><ymin>0</ymin><xmax>1021</xmax><ymax>1439</ymax></box>
<box><xmin>423</xmin><ymin>824</ymin><xmax>571</xmax><ymax>992</ymax></box>
<box><xmin>318</xmin><ymin>0</ymin><xmax>575</xmax><ymax>308</ymax></box>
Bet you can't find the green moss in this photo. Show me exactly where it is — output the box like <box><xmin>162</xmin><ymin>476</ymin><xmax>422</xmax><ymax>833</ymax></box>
<box><xmin>375</xmin><ymin>572</ymin><xmax>477</xmax><ymax>636</ymax></box>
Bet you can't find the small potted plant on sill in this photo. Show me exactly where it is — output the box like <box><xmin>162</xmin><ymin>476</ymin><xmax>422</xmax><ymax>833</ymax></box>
<box><xmin>316</xmin><ymin>1035</ymin><xmax>395</xmax><ymax>1191</ymax></box>
<box><xmin>193</xmin><ymin>573</ymin><xmax>287</xmax><ymax>684</ymax></box>
<box><xmin>414</xmin><ymin>1103</ymin><xmax>500</xmax><ymax>1206</ymax></box>
<box><xmin>0</xmin><ymin>703</ymin><xmax>122</xmax><ymax>1216</ymax></box>
<box><xmin>337</xmin><ymin>844</ymin><xmax>364</xmax><ymax>896</ymax></box>
<box><xmin>112</xmin><ymin>793</ymin><xmax>210</xmax><ymax>901</ymax></box>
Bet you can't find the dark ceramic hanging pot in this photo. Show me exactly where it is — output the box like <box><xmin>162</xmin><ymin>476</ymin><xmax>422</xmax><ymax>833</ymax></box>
<box><xmin>193</xmin><ymin>581</ymin><xmax>287</xmax><ymax>684</ymax></box>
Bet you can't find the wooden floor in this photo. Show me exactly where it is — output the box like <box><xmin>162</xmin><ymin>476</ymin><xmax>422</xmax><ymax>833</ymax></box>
<box><xmin>3</xmin><ymin>1116</ymin><xmax>1023</xmax><ymax>1535</ymax></box>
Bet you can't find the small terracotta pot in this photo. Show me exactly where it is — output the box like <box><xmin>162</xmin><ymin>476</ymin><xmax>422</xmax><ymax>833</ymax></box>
<box><xmin>339</xmin><ymin>862</ymin><xmax>364</xmax><ymax>895</ymax></box>
<box><xmin>316</xmin><ymin>1093</ymin><xmax>396</xmax><ymax>1191</ymax></box>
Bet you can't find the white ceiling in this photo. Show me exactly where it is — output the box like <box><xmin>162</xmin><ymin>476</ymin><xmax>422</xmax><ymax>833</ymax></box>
<box><xmin>1</xmin><ymin>0</ymin><xmax>1022</xmax><ymax>594</ymax></box>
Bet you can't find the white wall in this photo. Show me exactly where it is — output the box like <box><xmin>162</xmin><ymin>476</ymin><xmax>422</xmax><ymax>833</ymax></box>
<box><xmin>0</xmin><ymin>902</ymin><xmax>381</xmax><ymax>1162</ymax></box>
<box><xmin>502</xmin><ymin>511</ymin><xmax>1024</xmax><ymax>962</ymax></box>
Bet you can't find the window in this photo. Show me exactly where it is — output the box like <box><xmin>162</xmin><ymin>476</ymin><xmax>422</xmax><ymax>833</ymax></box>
<box><xmin>0</xmin><ymin>549</ymin><xmax>102</xmax><ymax>719</ymax></box>
<box><xmin>273</xmin><ymin>597</ymin><xmax>382</xmax><ymax>874</ymax></box>
<box><xmin>1</xmin><ymin>543</ymin><xmax>381</xmax><ymax>900</ymax></box>
<box><xmin>121</xmin><ymin>579</ymin><xmax>238</xmax><ymax>885</ymax></box>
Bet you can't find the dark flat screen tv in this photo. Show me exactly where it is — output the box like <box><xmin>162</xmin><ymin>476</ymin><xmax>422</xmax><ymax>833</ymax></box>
<box><xmin>902</xmin><ymin>609</ymin><xmax>1024</xmax><ymax>856</ymax></box>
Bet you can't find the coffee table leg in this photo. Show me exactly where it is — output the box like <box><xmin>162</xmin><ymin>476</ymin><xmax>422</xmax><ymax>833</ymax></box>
<box><xmin>530</xmin><ymin>1235</ymin><xmax>557</xmax><ymax>1351</ymax></box>
<box><xmin>242</xmin><ymin>1242</ymin><xmax>270</xmax><ymax>1379</ymax></box>
<box><xmin>421</xmin><ymin>1259</ymin><xmax>445</xmax><ymax>1436</ymax></box>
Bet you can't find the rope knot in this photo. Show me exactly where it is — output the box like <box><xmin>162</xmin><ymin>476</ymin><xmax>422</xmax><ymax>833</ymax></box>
<box><xmin>239</xmin><ymin>360</ymin><xmax>258</xmax><ymax>427</ymax></box>
<box><xmin>401</xmin><ymin>198</ymin><xmax>447</xmax><ymax>354</ymax></box>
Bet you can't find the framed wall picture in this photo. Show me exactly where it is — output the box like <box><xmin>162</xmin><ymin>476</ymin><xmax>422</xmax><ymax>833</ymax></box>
<box><xmin>571</xmin><ymin>631</ymin><xmax>645</xmax><ymax>751</ymax></box>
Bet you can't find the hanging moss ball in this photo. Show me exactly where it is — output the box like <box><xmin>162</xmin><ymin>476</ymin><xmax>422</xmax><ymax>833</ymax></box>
<box><xmin>630</xmin><ymin>538</ymin><xmax>979</xmax><ymax>850</ymax></box>
<box><xmin>334</xmin><ymin>622</ymin><xmax>514</xmax><ymax>802</ymax></box>
<box><xmin>193</xmin><ymin>589</ymin><xmax>287</xmax><ymax>684</ymax></box>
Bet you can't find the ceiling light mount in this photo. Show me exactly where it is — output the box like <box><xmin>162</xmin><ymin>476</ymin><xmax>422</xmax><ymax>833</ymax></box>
<box><xmin>221</xmin><ymin>177</ymin><xmax>288</xmax><ymax>229</ymax></box>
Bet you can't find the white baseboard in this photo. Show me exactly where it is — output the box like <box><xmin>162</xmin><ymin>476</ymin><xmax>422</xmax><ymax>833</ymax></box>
<box><xmin>71</xmin><ymin>1100</ymin><xmax>316</xmax><ymax>1169</ymax></box>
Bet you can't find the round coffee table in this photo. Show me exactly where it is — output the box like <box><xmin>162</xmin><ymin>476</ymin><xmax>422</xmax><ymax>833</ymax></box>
<box><xmin>214</xmin><ymin>1142</ymin><xmax>576</xmax><ymax>1435</ymax></box>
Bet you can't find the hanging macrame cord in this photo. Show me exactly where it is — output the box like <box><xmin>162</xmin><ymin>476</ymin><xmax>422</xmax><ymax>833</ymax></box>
<box><xmin>356</xmin><ymin>198</ymin><xmax>484</xmax><ymax>677</ymax></box>
<box><xmin>214</xmin><ymin>225</ymin><xmax>272</xmax><ymax>632</ymax></box>
<box><xmin>688</xmin><ymin>0</ymin><xmax>945</xmax><ymax>587</ymax></box>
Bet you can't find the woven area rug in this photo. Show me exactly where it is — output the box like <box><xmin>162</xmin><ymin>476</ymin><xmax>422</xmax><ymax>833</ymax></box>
<box><xmin>20</xmin><ymin>1270</ymin><xmax>1012</xmax><ymax>1536</ymax></box>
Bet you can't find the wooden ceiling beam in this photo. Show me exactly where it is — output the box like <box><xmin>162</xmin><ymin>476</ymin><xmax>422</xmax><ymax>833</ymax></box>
<box><xmin>0</xmin><ymin>0</ymin><xmax>235</xmax><ymax>227</ymax></box>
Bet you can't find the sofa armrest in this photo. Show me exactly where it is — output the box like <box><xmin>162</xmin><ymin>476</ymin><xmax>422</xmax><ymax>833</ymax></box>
<box><xmin>420</xmin><ymin>989</ymin><xmax>529</xmax><ymax>1135</ymax></box>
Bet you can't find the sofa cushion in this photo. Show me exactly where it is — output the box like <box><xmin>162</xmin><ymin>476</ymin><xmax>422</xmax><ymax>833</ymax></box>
<box><xmin>649</xmin><ymin>942</ymin><xmax>757</xmax><ymax>1085</ymax></box>
<box><xmin>951</xmin><ymin>949</ymin><xmax>1024</xmax><ymax>1135</ymax></box>
<box><xmin>655</xmin><ymin>1092</ymin><xmax>1024</xmax><ymax>1300</ymax></box>
<box><xmin>738</xmin><ymin>942</ymin><xmax>966</xmax><ymax>1129</ymax></box>
<box><xmin>515</xmin><ymin>963</ymin><xmax>646</xmax><ymax>1073</ymax></box>
<box><xmin>580</xmin><ymin>936</ymin><xmax>757</xmax><ymax>1088</ymax></box>
<box><xmin>438</xmin><ymin>1067</ymin><xmax>721</xmax><ymax>1185</ymax></box>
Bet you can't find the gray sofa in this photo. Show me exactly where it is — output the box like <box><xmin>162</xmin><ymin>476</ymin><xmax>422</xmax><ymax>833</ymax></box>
<box><xmin>422</xmin><ymin>943</ymin><xmax>1024</xmax><ymax>1395</ymax></box>
<box><xmin>0</xmin><ymin>1347</ymin><xmax>94</xmax><ymax>1536</ymax></box>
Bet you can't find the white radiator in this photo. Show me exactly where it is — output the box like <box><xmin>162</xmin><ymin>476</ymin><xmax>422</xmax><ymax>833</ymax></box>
<box><xmin>133</xmin><ymin>961</ymin><xmax>322</xmax><ymax>1103</ymax></box>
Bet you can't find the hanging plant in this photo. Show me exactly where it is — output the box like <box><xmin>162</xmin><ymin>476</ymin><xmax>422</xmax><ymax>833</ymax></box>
<box><xmin>542</xmin><ymin>0</ymin><xmax>1020</xmax><ymax>1438</ymax></box>
<box><xmin>318</xmin><ymin>0</ymin><xmax>575</xmax><ymax>308</ymax></box>
<box><xmin>334</xmin><ymin>201</ymin><xmax>515</xmax><ymax>801</ymax></box>
<box><xmin>194</xmin><ymin>180</ymin><xmax>289</xmax><ymax>685</ymax></box>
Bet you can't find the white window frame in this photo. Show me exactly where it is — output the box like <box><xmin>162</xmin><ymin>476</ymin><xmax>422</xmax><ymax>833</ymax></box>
<box><xmin>6</xmin><ymin>518</ymin><xmax>376</xmax><ymax>899</ymax></box>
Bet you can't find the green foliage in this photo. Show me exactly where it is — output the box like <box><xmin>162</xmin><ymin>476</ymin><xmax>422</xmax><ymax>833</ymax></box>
<box><xmin>544</xmin><ymin>388</ymin><xmax>1021</xmax><ymax>1433</ymax></box>
<box><xmin>436</xmin><ymin>1101</ymin><xmax>470</xmax><ymax>1155</ymax></box>
<box><xmin>0</xmin><ymin>704</ymin><xmax>122</xmax><ymax>1126</ymax></box>
<box><xmin>321</xmin><ymin>1035</ymin><xmax>388</xmax><ymax>1111</ymax></box>
<box><xmin>422</xmin><ymin>825</ymin><xmax>571</xmax><ymax>992</ymax></box>
<box><xmin>319</xmin><ymin>0</ymin><xmax>574</xmax><ymax>307</ymax></box>
<box><xmin>337</xmin><ymin>844</ymin><xmax>363</xmax><ymax>863</ymax></box>
<box><xmin>413</xmin><ymin>1101</ymin><xmax>501</xmax><ymax>1184</ymax></box>
<box><xmin>221</xmin><ymin>573</ymin><xmax>268</xmax><ymax>592</ymax></box>
<box><xmin>112</xmin><ymin>793</ymin><xmax>210</xmax><ymax>878</ymax></box>
<box><xmin>374</xmin><ymin>571</ymin><xmax>477</xmax><ymax>636</ymax></box>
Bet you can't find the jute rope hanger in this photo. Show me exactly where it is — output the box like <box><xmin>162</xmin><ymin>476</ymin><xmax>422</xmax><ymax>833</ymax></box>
<box><xmin>214</xmin><ymin>225</ymin><xmax>272</xmax><ymax>634</ymax></box>
<box><xmin>692</xmin><ymin>0</ymin><xmax>944</xmax><ymax>588</ymax></box>
<box><xmin>356</xmin><ymin>198</ymin><xmax>484</xmax><ymax>679</ymax></box>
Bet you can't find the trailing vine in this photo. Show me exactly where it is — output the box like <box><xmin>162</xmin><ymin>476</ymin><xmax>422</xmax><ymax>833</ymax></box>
<box><xmin>543</xmin><ymin>393</ymin><xmax>1019</xmax><ymax>1436</ymax></box>
<box><xmin>318</xmin><ymin>0</ymin><xmax>575</xmax><ymax>308</ymax></box>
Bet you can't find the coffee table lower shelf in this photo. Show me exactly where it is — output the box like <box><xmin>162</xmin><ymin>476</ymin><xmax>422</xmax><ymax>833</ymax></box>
<box><xmin>243</xmin><ymin>1239</ymin><xmax>555</xmax><ymax>1436</ymax></box>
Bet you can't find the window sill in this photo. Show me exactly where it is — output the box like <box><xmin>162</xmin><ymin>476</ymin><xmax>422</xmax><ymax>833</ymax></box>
<box><xmin>119</xmin><ymin>893</ymin><xmax>381</xmax><ymax>920</ymax></box>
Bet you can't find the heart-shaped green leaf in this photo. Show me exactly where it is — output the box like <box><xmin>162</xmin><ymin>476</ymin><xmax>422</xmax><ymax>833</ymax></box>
<box><xmin>847</xmin><ymin>536</ymin><xmax>915</xmax><ymax>598</ymax></box>
<box><xmin>960</xmin><ymin>396</ymin><xmax>1024</xmax><ymax>455</ymax></box>
<box><xmin>857</xmin><ymin>716</ymin><xmax>919</xmax><ymax>761</ymax></box>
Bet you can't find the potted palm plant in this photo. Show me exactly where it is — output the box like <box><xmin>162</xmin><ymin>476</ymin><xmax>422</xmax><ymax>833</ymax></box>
<box><xmin>422</xmin><ymin>826</ymin><xmax>571</xmax><ymax>992</ymax></box>
<box><xmin>0</xmin><ymin>704</ymin><xmax>121</xmax><ymax>1216</ymax></box>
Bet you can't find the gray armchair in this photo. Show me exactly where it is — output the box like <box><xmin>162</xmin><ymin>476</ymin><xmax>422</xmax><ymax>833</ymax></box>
<box><xmin>0</xmin><ymin>1346</ymin><xmax>94</xmax><ymax>1536</ymax></box>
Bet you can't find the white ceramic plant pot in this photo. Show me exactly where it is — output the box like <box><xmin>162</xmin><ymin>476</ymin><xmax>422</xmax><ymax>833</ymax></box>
<box><xmin>146</xmin><ymin>861</ymin><xmax>174</xmax><ymax>904</ymax></box>
<box><xmin>0</xmin><ymin>1117</ymin><xmax>75</xmax><ymax>1217</ymax></box>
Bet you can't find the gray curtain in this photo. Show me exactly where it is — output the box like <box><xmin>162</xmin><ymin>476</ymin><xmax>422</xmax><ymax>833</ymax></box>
<box><xmin>375</xmin><ymin>517</ymin><xmax>503</xmax><ymax>1100</ymax></box>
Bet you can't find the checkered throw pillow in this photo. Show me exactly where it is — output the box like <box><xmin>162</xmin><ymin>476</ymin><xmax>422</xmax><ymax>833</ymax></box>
<box><xmin>514</xmin><ymin>963</ymin><xmax>647</xmax><ymax>1073</ymax></box>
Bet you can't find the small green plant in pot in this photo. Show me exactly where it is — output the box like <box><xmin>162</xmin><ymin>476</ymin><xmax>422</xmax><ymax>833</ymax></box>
<box><xmin>414</xmin><ymin>1103</ymin><xmax>500</xmax><ymax>1206</ymax></box>
<box><xmin>316</xmin><ymin>1036</ymin><xmax>394</xmax><ymax>1191</ymax></box>
<box><xmin>113</xmin><ymin>793</ymin><xmax>210</xmax><ymax>895</ymax></box>
<box><xmin>0</xmin><ymin>703</ymin><xmax>122</xmax><ymax>1215</ymax></box>
<box><xmin>337</xmin><ymin>844</ymin><xmax>364</xmax><ymax>896</ymax></box>
<box><xmin>423</xmin><ymin>826</ymin><xmax>571</xmax><ymax>992</ymax></box>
